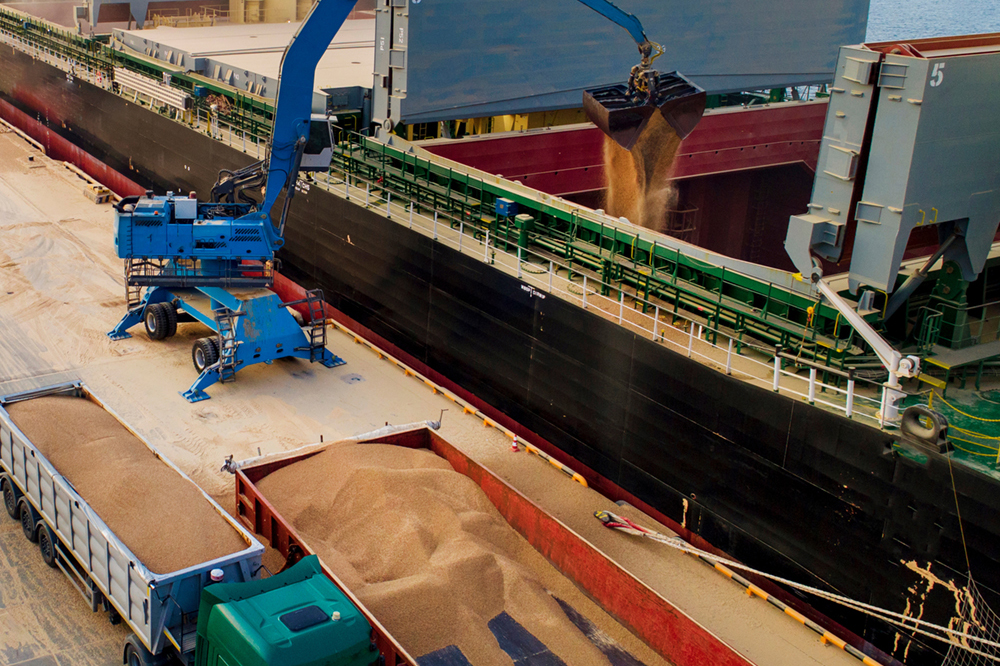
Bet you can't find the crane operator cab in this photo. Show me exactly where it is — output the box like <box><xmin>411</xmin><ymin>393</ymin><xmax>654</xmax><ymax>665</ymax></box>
<box><xmin>301</xmin><ymin>114</ymin><xmax>335</xmax><ymax>171</ymax></box>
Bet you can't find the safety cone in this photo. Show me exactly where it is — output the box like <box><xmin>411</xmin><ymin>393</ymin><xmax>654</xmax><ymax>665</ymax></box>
<box><xmin>511</xmin><ymin>436</ymin><xmax>519</xmax><ymax>452</ymax></box>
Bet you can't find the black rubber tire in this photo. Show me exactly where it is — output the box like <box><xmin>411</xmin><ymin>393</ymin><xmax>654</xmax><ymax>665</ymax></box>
<box><xmin>162</xmin><ymin>302</ymin><xmax>178</xmax><ymax>338</ymax></box>
<box><xmin>124</xmin><ymin>635</ymin><xmax>167</xmax><ymax>666</ymax></box>
<box><xmin>19</xmin><ymin>501</ymin><xmax>37</xmax><ymax>543</ymax></box>
<box><xmin>144</xmin><ymin>303</ymin><xmax>169</xmax><ymax>341</ymax></box>
<box><xmin>192</xmin><ymin>337</ymin><xmax>219</xmax><ymax>373</ymax></box>
<box><xmin>2</xmin><ymin>478</ymin><xmax>18</xmax><ymax>519</ymax></box>
<box><xmin>125</xmin><ymin>643</ymin><xmax>149</xmax><ymax>666</ymax></box>
<box><xmin>38</xmin><ymin>525</ymin><xmax>58</xmax><ymax>568</ymax></box>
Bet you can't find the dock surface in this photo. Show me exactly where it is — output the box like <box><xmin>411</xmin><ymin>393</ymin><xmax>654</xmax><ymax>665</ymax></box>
<box><xmin>0</xmin><ymin>129</ymin><xmax>861</xmax><ymax>666</ymax></box>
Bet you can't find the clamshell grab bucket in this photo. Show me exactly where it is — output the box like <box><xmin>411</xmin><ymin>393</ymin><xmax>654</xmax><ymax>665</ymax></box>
<box><xmin>584</xmin><ymin>72</ymin><xmax>706</xmax><ymax>151</ymax></box>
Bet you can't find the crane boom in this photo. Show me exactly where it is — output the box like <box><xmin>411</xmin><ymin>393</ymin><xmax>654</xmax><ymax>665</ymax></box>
<box><xmin>574</xmin><ymin>0</ymin><xmax>650</xmax><ymax>57</ymax></box>
<box><xmin>106</xmin><ymin>0</ymin><xmax>702</xmax><ymax>401</ymax></box>
<box><xmin>259</xmin><ymin>0</ymin><xmax>358</xmax><ymax>242</ymax></box>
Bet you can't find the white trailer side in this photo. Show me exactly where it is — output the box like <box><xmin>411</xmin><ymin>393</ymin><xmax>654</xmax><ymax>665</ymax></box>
<box><xmin>0</xmin><ymin>382</ymin><xmax>264</xmax><ymax>661</ymax></box>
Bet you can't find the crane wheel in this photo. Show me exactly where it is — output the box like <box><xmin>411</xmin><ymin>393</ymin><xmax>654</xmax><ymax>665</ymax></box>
<box><xmin>193</xmin><ymin>338</ymin><xmax>220</xmax><ymax>373</ymax></box>
<box><xmin>144</xmin><ymin>304</ymin><xmax>169</xmax><ymax>341</ymax></box>
<box><xmin>163</xmin><ymin>303</ymin><xmax>178</xmax><ymax>338</ymax></box>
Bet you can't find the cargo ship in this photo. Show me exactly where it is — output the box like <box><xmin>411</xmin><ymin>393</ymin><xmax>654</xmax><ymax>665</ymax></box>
<box><xmin>1</xmin><ymin>3</ymin><xmax>999</xmax><ymax>664</ymax></box>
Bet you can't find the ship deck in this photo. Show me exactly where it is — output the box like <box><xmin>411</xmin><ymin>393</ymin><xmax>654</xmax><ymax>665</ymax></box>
<box><xmin>0</xmin><ymin>126</ymin><xmax>867</xmax><ymax>664</ymax></box>
<box><xmin>113</xmin><ymin>17</ymin><xmax>375</xmax><ymax>95</ymax></box>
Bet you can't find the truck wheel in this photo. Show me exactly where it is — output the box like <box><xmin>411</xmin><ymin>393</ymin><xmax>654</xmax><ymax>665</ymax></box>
<box><xmin>144</xmin><ymin>304</ymin><xmax>169</xmax><ymax>341</ymax></box>
<box><xmin>162</xmin><ymin>302</ymin><xmax>178</xmax><ymax>338</ymax></box>
<box><xmin>192</xmin><ymin>338</ymin><xmax>219</xmax><ymax>373</ymax></box>
<box><xmin>124</xmin><ymin>634</ymin><xmax>168</xmax><ymax>666</ymax></box>
<box><xmin>18</xmin><ymin>501</ymin><xmax>38</xmax><ymax>542</ymax></box>
<box><xmin>125</xmin><ymin>643</ymin><xmax>149</xmax><ymax>666</ymax></box>
<box><xmin>38</xmin><ymin>525</ymin><xmax>58</xmax><ymax>568</ymax></box>
<box><xmin>2</xmin><ymin>478</ymin><xmax>19</xmax><ymax>519</ymax></box>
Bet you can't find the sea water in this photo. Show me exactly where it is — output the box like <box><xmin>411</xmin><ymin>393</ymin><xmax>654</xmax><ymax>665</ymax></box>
<box><xmin>867</xmin><ymin>0</ymin><xmax>1000</xmax><ymax>41</ymax></box>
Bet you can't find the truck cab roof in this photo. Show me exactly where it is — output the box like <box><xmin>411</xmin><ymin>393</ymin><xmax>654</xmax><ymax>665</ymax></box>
<box><xmin>196</xmin><ymin>555</ymin><xmax>373</xmax><ymax>666</ymax></box>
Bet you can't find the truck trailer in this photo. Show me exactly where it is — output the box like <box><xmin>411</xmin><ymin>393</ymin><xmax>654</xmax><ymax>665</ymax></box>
<box><xmin>0</xmin><ymin>382</ymin><xmax>376</xmax><ymax>666</ymax></box>
<box><xmin>233</xmin><ymin>425</ymin><xmax>754</xmax><ymax>666</ymax></box>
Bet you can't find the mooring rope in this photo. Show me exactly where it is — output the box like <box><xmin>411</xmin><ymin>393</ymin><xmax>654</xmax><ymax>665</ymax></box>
<box><xmin>594</xmin><ymin>510</ymin><xmax>1000</xmax><ymax>658</ymax></box>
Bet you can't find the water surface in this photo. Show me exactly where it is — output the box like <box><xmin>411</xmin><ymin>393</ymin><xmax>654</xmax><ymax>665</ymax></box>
<box><xmin>867</xmin><ymin>0</ymin><xmax>1000</xmax><ymax>41</ymax></box>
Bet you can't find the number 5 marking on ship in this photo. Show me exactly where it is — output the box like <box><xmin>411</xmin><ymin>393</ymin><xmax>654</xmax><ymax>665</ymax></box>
<box><xmin>929</xmin><ymin>62</ymin><xmax>945</xmax><ymax>87</ymax></box>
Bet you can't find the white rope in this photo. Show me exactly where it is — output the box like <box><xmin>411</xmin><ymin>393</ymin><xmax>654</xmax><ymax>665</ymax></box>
<box><xmin>595</xmin><ymin>511</ymin><xmax>1000</xmax><ymax>657</ymax></box>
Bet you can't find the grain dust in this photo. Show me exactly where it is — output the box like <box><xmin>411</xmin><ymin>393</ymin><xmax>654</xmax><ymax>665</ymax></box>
<box><xmin>6</xmin><ymin>395</ymin><xmax>248</xmax><ymax>574</ymax></box>
<box><xmin>603</xmin><ymin>113</ymin><xmax>682</xmax><ymax>232</ymax></box>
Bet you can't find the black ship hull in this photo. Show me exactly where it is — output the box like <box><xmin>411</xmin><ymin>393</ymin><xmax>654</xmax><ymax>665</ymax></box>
<box><xmin>2</xmin><ymin>46</ymin><xmax>996</xmax><ymax>665</ymax></box>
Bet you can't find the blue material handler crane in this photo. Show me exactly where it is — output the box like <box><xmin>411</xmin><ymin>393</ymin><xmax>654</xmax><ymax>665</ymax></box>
<box><xmin>106</xmin><ymin>0</ymin><xmax>358</xmax><ymax>402</ymax></box>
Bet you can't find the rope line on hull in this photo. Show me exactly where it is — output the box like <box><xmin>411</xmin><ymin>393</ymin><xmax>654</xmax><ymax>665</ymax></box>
<box><xmin>594</xmin><ymin>510</ymin><xmax>1000</xmax><ymax>662</ymax></box>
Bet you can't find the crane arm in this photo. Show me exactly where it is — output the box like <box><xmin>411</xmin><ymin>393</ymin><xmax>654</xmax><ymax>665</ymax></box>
<box><xmin>813</xmin><ymin>278</ymin><xmax>919</xmax><ymax>382</ymax></box>
<box><xmin>574</xmin><ymin>0</ymin><xmax>654</xmax><ymax>61</ymax></box>
<box><xmin>258</xmin><ymin>0</ymin><xmax>358</xmax><ymax>243</ymax></box>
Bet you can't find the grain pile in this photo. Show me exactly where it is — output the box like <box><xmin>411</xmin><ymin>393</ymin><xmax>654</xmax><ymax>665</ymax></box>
<box><xmin>604</xmin><ymin>112</ymin><xmax>683</xmax><ymax>232</ymax></box>
<box><xmin>6</xmin><ymin>395</ymin><xmax>247</xmax><ymax>574</ymax></box>
<box><xmin>256</xmin><ymin>442</ymin><xmax>668</xmax><ymax>666</ymax></box>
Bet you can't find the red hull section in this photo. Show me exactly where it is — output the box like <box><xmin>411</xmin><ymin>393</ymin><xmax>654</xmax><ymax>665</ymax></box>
<box><xmin>674</xmin><ymin>102</ymin><xmax>825</xmax><ymax>179</ymax></box>
<box><xmin>421</xmin><ymin>101</ymin><xmax>827</xmax><ymax>196</ymax></box>
<box><xmin>0</xmin><ymin>97</ymin><xmax>145</xmax><ymax>197</ymax></box>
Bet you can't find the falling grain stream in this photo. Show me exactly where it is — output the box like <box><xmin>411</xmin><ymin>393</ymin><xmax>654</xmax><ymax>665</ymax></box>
<box><xmin>603</xmin><ymin>113</ymin><xmax>682</xmax><ymax>233</ymax></box>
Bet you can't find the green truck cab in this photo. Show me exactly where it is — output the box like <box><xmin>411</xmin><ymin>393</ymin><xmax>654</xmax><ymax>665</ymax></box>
<box><xmin>195</xmin><ymin>556</ymin><xmax>375</xmax><ymax>666</ymax></box>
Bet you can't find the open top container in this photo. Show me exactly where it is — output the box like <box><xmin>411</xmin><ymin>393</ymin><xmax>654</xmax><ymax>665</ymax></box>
<box><xmin>0</xmin><ymin>382</ymin><xmax>264</xmax><ymax>659</ymax></box>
